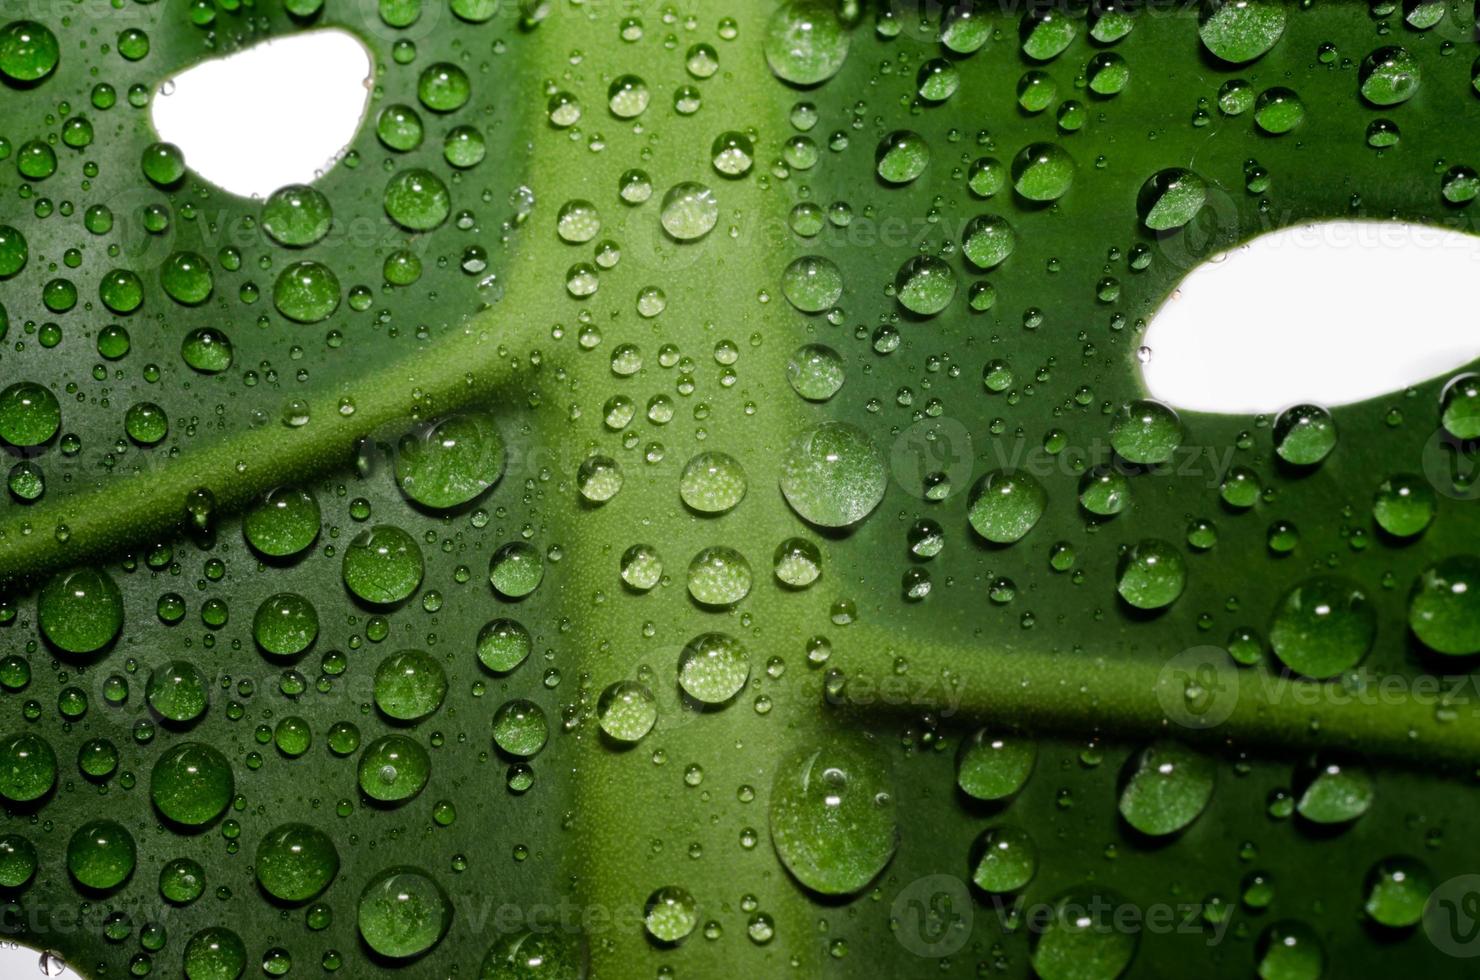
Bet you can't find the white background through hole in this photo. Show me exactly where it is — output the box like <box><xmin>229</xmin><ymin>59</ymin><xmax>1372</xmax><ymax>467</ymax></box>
<box><xmin>9</xmin><ymin>27</ymin><xmax>1480</xmax><ymax>980</ymax></box>
<box><xmin>150</xmin><ymin>29</ymin><xmax>371</xmax><ymax>199</ymax></box>
<box><xmin>1140</xmin><ymin>221</ymin><xmax>1480</xmax><ymax>414</ymax></box>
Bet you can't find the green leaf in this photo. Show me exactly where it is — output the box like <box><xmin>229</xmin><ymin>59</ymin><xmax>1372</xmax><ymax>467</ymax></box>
<box><xmin>1</xmin><ymin>2</ymin><xmax>1479</xmax><ymax>978</ymax></box>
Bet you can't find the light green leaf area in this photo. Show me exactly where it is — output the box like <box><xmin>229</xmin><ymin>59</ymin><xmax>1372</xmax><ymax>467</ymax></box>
<box><xmin>1</xmin><ymin>2</ymin><xmax>1479</xmax><ymax>978</ymax></box>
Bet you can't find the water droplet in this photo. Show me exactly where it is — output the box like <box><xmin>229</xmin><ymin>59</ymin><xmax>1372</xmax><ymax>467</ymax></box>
<box><xmin>146</xmin><ymin>660</ymin><xmax>207</xmax><ymax>723</ymax></box>
<box><xmin>272</xmin><ymin>260</ymin><xmax>341</xmax><ymax>323</ymax></box>
<box><xmin>686</xmin><ymin>546</ymin><xmax>752</xmax><ymax>606</ymax></box>
<box><xmin>374</xmin><ymin>649</ymin><xmax>447</xmax><ymax>721</ymax></box>
<box><xmin>181</xmin><ymin>327</ymin><xmax>234</xmax><ymax>374</ymax></box>
<box><xmin>1011</xmin><ymin>143</ymin><xmax>1074</xmax><ymax>202</ymax></box>
<box><xmin>0</xmin><ymin>732</ymin><xmax>56</xmax><ymax>803</ymax></box>
<box><xmin>786</xmin><ymin>344</ymin><xmax>845</xmax><ymax>401</ymax></box>
<box><xmin>1255</xmin><ymin>921</ymin><xmax>1323</xmax><ymax>980</ymax></box>
<box><xmin>1199</xmin><ymin>0</ymin><xmax>1285</xmax><ymax>64</ymax></box>
<box><xmin>764</xmin><ymin>0</ymin><xmax>849</xmax><ymax>86</ymax></box>
<box><xmin>476</xmin><ymin>619</ymin><xmax>531</xmax><ymax>674</ymax></box>
<box><xmin>773</xmin><ymin>537</ymin><xmax>822</xmax><ymax>588</ymax></box>
<box><xmin>779</xmin><ymin>422</ymin><xmax>887</xmax><ymax>528</ymax></box>
<box><xmin>678</xmin><ymin>632</ymin><xmax>750</xmax><ymax>705</ymax></box>
<box><xmin>769</xmin><ymin>742</ymin><xmax>896</xmax><ymax>896</ymax></box>
<box><xmin>893</xmin><ymin>255</ymin><xmax>956</xmax><ymax>316</ymax></box>
<box><xmin>659</xmin><ymin>182</ymin><xmax>719</xmax><ymax>241</ymax></box>
<box><xmin>556</xmin><ymin>199</ymin><xmax>601</xmax><ymax>244</ymax></box>
<box><xmin>1138</xmin><ymin>169</ymin><xmax>1207</xmax><ymax>231</ymax></box>
<box><xmin>1440</xmin><ymin>373</ymin><xmax>1480</xmax><ymax>439</ymax></box>
<box><xmin>971</xmin><ymin>826</ymin><xmax>1038</xmax><ymax>893</ymax></box>
<box><xmin>1029</xmin><ymin>889</ymin><xmax>1139</xmax><ymax>980</ymax></box>
<box><xmin>183</xmin><ymin>927</ymin><xmax>246</xmax><ymax>980</ymax></box>
<box><xmin>962</xmin><ymin>215</ymin><xmax>1016</xmax><ymax>269</ymax></box>
<box><xmin>384</xmin><ymin>169</ymin><xmax>451</xmax><ymax>231</ymax></box>
<box><xmin>0</xmin><ymin>20</ymin><xmax>60</xmax><ymax>83</ymax></box>
<box><xmin>607</xmin><ymin>74</ymin><xmax>650</xmax><ymax>118</ymax></box>
<box><xmin>1359</xmin><ymin>46</ymin><xmax>1420</xmax><ymax>106</ymax></box>
<box><xmin>66</xmin><ymin>819</ymin><xmax>135</xmax><ymax>891</ymax></box>
<box><xmin>1409</xmin><ymin>556</ymin><xmax>1480</xmax><ymax>656</ymax></box>
<box><xmin>597</xmin><ymin>681</ymin><xmax>658</xmax><ymax>743</ymax></box>
<box><xmin>253</xmin><ymin>592</ymin><xmax>319</xmax><ymax>657</ymax></box>
<box><xmin>1118</xmin><ymin>741</ymin><xmax>1215</xmax><ymax>835</ymax></box>
<box><xmin>492</xmin><ymin>699</ymin><xmax>548</xmax><ymax>757</ymax></box>
<box><xmin>255</xmin><ymin>823</ymin><xmax>339</xmax><ymax>903</ymax></box>
<box><xmin>36</xmin><ymin>566</ymin><xmax>122</xmax><ymax>655</ymax></box>
<box><xmin>781</xmin><ymin>255</ymin><xmax>844</xmax><ymax>313</ymax></box>
<box><xmin>343</xmin><ymin>526</ymin><xmax>424</xmax><ymax>605</ymax></box>
<box><xmin>1295</xmin><ymin>758</ymin><xmax>1372</xmax><ymax>824</ymax></box>
<box><xmin>1363</xmin><ymin>856</ymin><xmax>1432</xmax><ymax>928</ymax></box>
<box><xmin>357</xmin><ymin>866</ymin><xmax>451</xmax><ymax>959</ymax></box>
<box><xmin>0</xmin><ymin>382</ymin><xmax>61</xmax><ymax>447</ymax></box>
<box><xmin>262</xmin><ymin>185</ymin><xmax>332</xmax><ymax>247</ymax></box>
<box><xmin>396</xmin><ymin>411</ymin><xmax>505</xmax><ymax>510</ymax></box>
<box><xmin>957</xmin><ymin>730</ymin><xmax>1035</xmax><ymax>801</ymax></box>
<box><xmin>875</xmin><ymin>130</ymin><xmax>929</xmax><ymax>184</ymax></box>
<box><xmin>967</xmin><ymin>470</ymin><xmax>1047</xmax><ymax>544</ymax></box>
<box><xmin>619</xmin><ymin>544</ymin><xmax>663</xmax><ymax>592</ymax></box>
<box><xmin>489</xmin><ymin>542</ymin><xmax>543</xmax><ymax>599</ymax></box>
<box><xmin>1273</xmin><ymin>404</ymin><xmax>1335</xmax><ymax>466</ymax></box>
<box><xmin>644</xmin><ymin>885</ymin><xmax>699</xmax><ymax>944</ymax></box>
<box><xmin>1253</xmin><ymin>86</ymin><xmax>1304</xmax><ymax>135</ymax></box>
<box><xmin>1270</xmin><ymin>577</ymin><xmax>1375</xmax><ymax>678</ymax></box>
<box><xmin>1116</xmin><ymin>539</ymin><xmax>1187</xmax><ymax>610</ymax></box>
<box><xmin>150</xmin><ymin>742</ymin><xmax>232</xmax><ymax>826</ymax></box>
<box><xmin>244</xmin><ymin>486</ymin><xmax>321</xmax><ymax>558</ymax></box>
<box><xmin>1109</xmin><ymin>399</ymin><xmax>1183</xmax><ymax>465</ymax></box>
<box><xmin>679</xmin><ymin>452</ymin><xmax>748</xmax><ymax>514</ymax></box>
<box><xmin>357</xmin><ymin>734</ymin><xmax>430</xmax><ymax>803</ymax></box>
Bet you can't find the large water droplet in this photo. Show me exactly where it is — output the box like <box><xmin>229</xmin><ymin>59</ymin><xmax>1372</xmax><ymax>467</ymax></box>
<box><xmin>769</xmin><ymin>742</ymin><xmax>897</xmax><ymax>896</ymax></box>
<box><xmin>1116</xmin><ymin>539</ymin><xmax>1187</xmax><ymax>610</ymax></box>
<box><xmin>1198</xmin><ymin>0</ymin><xmax>1285</xmax><ymax>64</ymax></box>
<box><xmin>679</xmin><ymin>452</ymin><xmax>748</xmax><ymax>514</ymax></box>
<box><xmin>779</xmin><ymin>422</ymin><xmax>887</xmax><ymax>528</ymax></box>
<box><xmin>659</xmin><ymin>182</ymin><xmax>718</xmax><ymax>241</ymax></box>
<box><xmin>764</xmin><ymin>0</ymin><xmax>849</xmax><ymax>86</ymax></box>
<box><xmin>357</xmin><ymin>734</ymin><xmax>430</xmax><ymax>803</ymax></box>
<box><xmin>678</xmin><ymin>632</ymin><xmax>750</xmax><ymax>705</ymax></box>
<box><xmin>1408</xmin><ymin>556</ymin><xmax>1480</xmax><ymax>656</ymax></box>
<box><xmin>357</xmin><ymin>866</ymin><xmax>452</xmax><ymax>959</ymax></box>
<box><xmin>967</xmin><ymin>470</ymin><xmax>1046</xmax><ymax>545</ymax></box>
<box><xmin>151</xmin><ymin>742</ymin><xmax>233</xmax><ymax>826</ymax></box>
<box><xmin>66</xmin><ymin>819</ymin><xmax>136</xmax><ymax>891</ymax></box>
<box><xmin>1359</xmin><ymin>46</ymin><xmax>1420</xmax><ymax>106</ymax></box>
<box><xmin>971</xmin><ymin>826</ymin><xmax>1038</xmax><ymax>893</ymax></box>
<box><xmin>957</xmin><ymin>730</ymin><xmax>1036</xmax><ymax>801</ymax></box>
<box><xmin>1138</xmin><ymin>169</ymin><xmax>1207</xmax><ymax>231</ymax></box>
<box><xmin>0</xmin><ymin>732</ymin><xmax>56</xmax><ymax>803</ymax></box>
<box><xmin>255</xmin><ymin>823</ymin><xmax>339</xmax><ymax>904</ymax></box>
<box><xmin>1269</xmin><ymin>577</ymin><xmax>1374</xmax><ymax>679</ymax></box>
<box><xmin>1029</xmin><ymin>889</ymin><xmax>1139</xmax><ymax>980</ymax></box>
<box><xmin>343</xmin><ymin>525</ymin><xmax>424</xmax><ymax>605</ymax></box>
<box><xmin>1117</xmin><ymin>741</ymin><xmax>1215</xmax><ymax>836</ymax></box>
<box><xmin>396</xmin><ymin>411</ymin><xmax>505</xmax><ymax>510</ymax></box>
<box><xmin>38</xmin><ymin>567</ymin><xmax>123</xmax><ymax>654</ymax></box>
<box><xmin>374</xmin><ymin>649</ymin><xmax>448</xmax><ymax>721</ymax></box>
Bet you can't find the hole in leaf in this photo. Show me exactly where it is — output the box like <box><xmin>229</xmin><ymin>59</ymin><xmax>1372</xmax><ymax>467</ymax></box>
<box><xmin>150</xmin><ymin>30</ymin><xmax>371</xmax><ymax>199</ymax></box>
<box><xmin>1141</xmin><ymin>221</ymin><xmax>1480</xmax><ymax>414</ymax></box>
